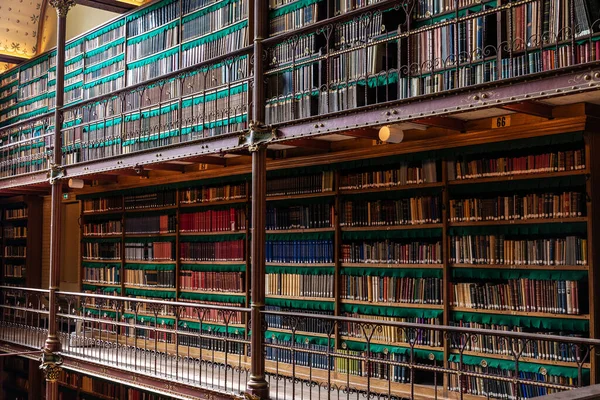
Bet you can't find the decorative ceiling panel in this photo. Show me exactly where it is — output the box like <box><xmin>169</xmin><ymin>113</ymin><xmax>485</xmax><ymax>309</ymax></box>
<box><xmin>0</xmin><ymin>0</ymin><xmax>42</xmax><ymax>59</ymax></box>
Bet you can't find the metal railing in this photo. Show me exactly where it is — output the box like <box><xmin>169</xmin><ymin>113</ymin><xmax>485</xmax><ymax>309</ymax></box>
<box><xmin>1</xmin><ymin>287</ymin><xmax>599</xmax><ymax>399</ymax></box>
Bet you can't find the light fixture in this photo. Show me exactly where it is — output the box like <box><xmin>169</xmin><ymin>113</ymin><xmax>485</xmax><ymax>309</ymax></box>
<box><xmin>378</xmin><ymin>125</ymin><xmax>404</xmax><ymax>143</ymax></box>
<box><xmin>68</xmin><ymin>178</ymin><xmax>84</xmax><ymax>189</ymax></box>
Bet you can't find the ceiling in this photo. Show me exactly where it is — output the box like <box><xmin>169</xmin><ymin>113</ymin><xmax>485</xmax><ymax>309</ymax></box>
<box><xmin>0</xmin><ymin>0</ymin><xmax>148</xmax><ymax>63</ymax></box>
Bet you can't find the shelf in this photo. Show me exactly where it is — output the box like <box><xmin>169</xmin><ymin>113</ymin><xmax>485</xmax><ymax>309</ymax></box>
<box><xmin>178</xmin><ymin>316</ymin><xmax>246</xmax><ymax>329</ymax></box>
<box><xmin>124</xmin><ymin>233</ymin><xmax>176</xmax><ymax>238</ymax></box>
<box><xmin>267</xmin><ymin>295</ymin><xmax>334</xmax><ymax>302</ymax></box>
<box><xmin>180</xmin><ymin>259</ymin><xmax>245</xmax><ymax>264</ymax></box>
<box><xmin>266</xmin><ymin>191</ymin><xmax>336</xmax><ymax>202</ymax></box>
<box><xmin>451</xmin><ymin>263</ymin><xmax>589</xmax><ymax>270</ymax></box>
<box><xmin>124</xmin><ymin>205</ymin><xmax>177</xmax><ymax>213</ymax></box>
<box><xmin>341</xmin><ymin>223</ymin><xmax>443</xmax><ymax>232</ymax></box>
<box><xmin>448</xmin><ymin>169</ymin><xmax>588</xmax><ymax>186</ymax></box>
<box><xmin>267</xmin><ymin>327</ymin><xmax>331</xmax><ymax>339</ymax></box>
<box><xmin>180</xmin><ymin>230</ymin><xmax>245</xmax><ymax>236</ymax></box>
<box><xmin>81</xmin><ymin>281</ymin><xmax>121</xmax><ymax>287</ymax></box>
<box><xmin>82</xmin><ymin>233</ymin><xmax>122</xmax><ymax>238</ymax></box>
<box><xmin>266</xmin><ymin>227</ymin><xmax>335</xmax><ymax>234</ymax></box>
<box><xmin>180</xmin><ymin>198</ymin><xmax>247</xmax><ymax>208</ymax></box>
<box><xmin>449</xmin><ymin>349</ymin><xmax>591</xmax><ymax>369</ymax></box>
<box><xmin>82</xmin><ymin>259</ymin><xmax>122</xmax><ymax>263</ymax></box>
<box><xmin>266</xmin><ymin>262</ymin><xmax>334</xmax><ymax>267</ymax></box>
<box><xmin>82</xmin><ymin>209</ymin><xmax>123</xmax><ymax>216</ymax></box>
<box><xmin>341</xmin><ymin>263</ymin><xmax>443</xmax><ymax>269</ymax></box>
<box><xmin>451</xmin><ymin>307</ymin><xmax>590</xmax><ymax>320</ymax></box>
<box><xmin>340</xmin><ymin>299</ymin><xmax>444</xmax><ymax>309</ymax></box>
<box><xmin>448</xmin><ymin>217</ymin><xmax>587</xmax><ymax>227</ymax></box>
<box><xmin>123</xmin><ymin>284</ymin><xmax>176</xmax><ymax>291</ymax></box>
<box><xmin>178</xmin><ymin>289</ymin><xmax>245</xmax><ymax>297</ymax></box>
<box><xmin>339</xmin><ymin>335</ymin><xmax>444</xmax><ymax>353</ymax></box>
<box><xmin>339</xmin><ymin>182</ymin><xmax>444</xmax><ymax>196</ymax></box>
<box><xmin>4</xmin><ymin>217</ymin><xmax>28</xmax><ymax>222</ymax></box>
<box><xmin>59</xmin><ymin>383</ymin><xmax>116</xmax><ymax>400</ymax></box>
<box><xmin>124</xmin><ymin>260</ymin><xmax>175</xmax><ymax>264</ymax></box>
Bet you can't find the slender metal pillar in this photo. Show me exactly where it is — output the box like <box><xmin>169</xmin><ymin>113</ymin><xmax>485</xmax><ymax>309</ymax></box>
<box><xmin>41</xmin><ymin>1</ymin><xmax>74</xmax><ymax>399</ymax></box>
<box><xmin>246</xmin><ymin>0</ymin><xmax>270</xmax><ymax>398</ymax></box>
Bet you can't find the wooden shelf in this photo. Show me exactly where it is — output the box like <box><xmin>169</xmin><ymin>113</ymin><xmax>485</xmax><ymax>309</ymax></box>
<box><xmin>339</xmin><ymin>335</ymin><xmax>444</xmax><ymax>352</ymax></box>
<box><xmin>81</xmin><ymin>281</ymin><xmax>121</xmax><ymax>287</ymax></box>
<box><xmin>179</xmin><ymin>230</ymin><xmax>245</xmax><ymax>236</ymax></box>
<box><xmin>449</xmin><ymin>349</ymin><xmax>591</xmax><ymax>369</ymax></box>
<box><xmin>266</xmin><ymin>262</ymin><xmax>334</xmax><ymax>267</ymax></box>
<box><xmin>341</xmin><ymin>263</ymin><xmax>443</xmax><ymax>269</ymax></box>
<box><xmin>267</xmin><ymin>294</ymin><xmax>335</xmax><ymax>302</ymax></box>
<box><xmin>340</xmin><ymin>299</ymin><xmax>444</xmax><ymax>309</ymax></box>
<box><xmin>179</xmin><ymin>260</ymin><xmax>244</xmax><ymax>264</ymax></box>
<box><xmin>451</xmin><ymin>307</ymin><xmax>590</xmax><ymax>319</ymax></box>
<box><xmin>124</xmin><ymin>260</ymin><xmax>175</xmax><ymax>264</ymax></box>
<box><xmin>266</xmin><ymin>227</ymin><xmax>335</xmax><ymax>234</ymax></box>
<box><xmin>82</xmin><ymin>233</ymin><xmax>122</xmax><ymax>238</ymax></box>
<box><xmin>124</xmin><ymin>232</ymin><xmax>177</xmax><ymax>238</ymax></box>
<box><xmin>82</xmin><ymin>209</ymin><xmax>123</xmax><ymax>216</ymax></box>
<box><xmin>341</xmin><ymin>223</ymin><xmax>443</xmax><ymax>231</ymax></box>
<box><xmin>448</xmin><ymin>169</ymin><xmax>588</xmax><ymax>186</ymax></box>
<box><xmin>267</xmin><ymin>327</ymin><xmax>331</xmax><ymax>338</ymax></box>
<box><xmin>124</xmin><ymin>205</ymin><xmax>177</xmax><ymax>213</ymax></box>
<box><xmin>178</xmin><ymin>316</ymin><xmax>245</xmax><ymax>329</ymax></box>
<box><xmin>451</xmin><ymin>263</ymin><xmax>589</xmax><ymax>270</ymax></box>
<box><xmin>448</xmin><ymin>216</ymin><xmax>587</xmax><ymax>227</ymax></box>
<box><xmin>179</xmin><ymin>198</ymin><xmax>247</xmax><ymax>208</ymax></box>
<box><xmin>123</xmin><ymin>285</ymin><xmax>176</xmax><ymax>291</ymax></box>
<box><xmin>178</xmin><ymin>289</ymin><xmax>245</xmax><ymax>297</ymax></box>
<box><xmin>266</xmin><ymin>191</ymin><xmax>336</xmax><ymax>201</ymax></box>
<box><xmin>339</xmin><ymin>182</ymin><xmax>444</xmax><ymax>195</ymax></box>
<box><xmin>59</xmin><ymin>383</ymin><xmax>116</xmax><ymax>400</ymax></box>
<box><xmin>82</xmin><ymin>259</ymin><xmax>122</xmax><ymax>263</ymax></box>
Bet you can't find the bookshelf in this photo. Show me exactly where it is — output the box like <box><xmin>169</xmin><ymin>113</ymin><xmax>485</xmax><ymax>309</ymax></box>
<box><xmin>73</xmin><ymin>127</ymin><xmax>596</xmax><ymax>398</ymax></box>
<box><xmin>1</xmin><ymin>356</ymin><xmax>43</xmax><ymax>400</ymax></box>
<box><xmin>0</xmin><ymin>196</ymin><xmax>43</xmax><ymax>289</ymax></box>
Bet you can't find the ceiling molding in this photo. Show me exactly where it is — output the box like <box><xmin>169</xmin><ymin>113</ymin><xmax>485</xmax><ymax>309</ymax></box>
<box><xmin>76</xmin><ymin>0</ymin><xmax>137</xmax><ymax>13</ymax></box>
<box><xmin>36</xmin><ymin>0</ymin><xmax>49</xmax><ymax>56</ymax></box>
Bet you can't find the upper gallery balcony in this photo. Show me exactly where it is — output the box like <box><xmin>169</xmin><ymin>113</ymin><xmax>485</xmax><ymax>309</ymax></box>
<box><xmin>0</xmin><ymin>0</ymin><xmax>600</xmax><ymax>189</ymax></box>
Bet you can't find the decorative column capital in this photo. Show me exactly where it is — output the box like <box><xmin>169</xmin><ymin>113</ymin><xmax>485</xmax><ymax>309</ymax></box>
<box><xmin>239</xmin><ymin>122</ymin><xmax>277</xmax><ymax>152</ymax></box>
<box><xmin>49</xmin><ymin>0</ymin><xmax>76</xmax><ymax>17</ymax></box>
<box><xmin>39</xmin><ymin>350</ymin><xmax>63</xmax><ymax>382</ymax></box>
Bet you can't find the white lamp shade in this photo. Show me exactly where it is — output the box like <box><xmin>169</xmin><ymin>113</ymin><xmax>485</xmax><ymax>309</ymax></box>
<box><xmin>68</xmin><ymin>178</ymin><xmax>84</xmax><ymax>189</ymax></box>
<box><xmin>378</xmin><ymin>126</ymin><xmax>404</xmax><ymax>143</ymax></box>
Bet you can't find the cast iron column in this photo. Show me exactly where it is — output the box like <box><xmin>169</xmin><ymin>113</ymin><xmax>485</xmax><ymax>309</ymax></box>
<box><xmin>41</xmin><ymin>1</ymin><xmax>74</xmax><ymax>398</ymax></box>
<box><xmin>246</xmin><ymin>0</ymin><xmax>270</xmax><ymax>398</ymax></box>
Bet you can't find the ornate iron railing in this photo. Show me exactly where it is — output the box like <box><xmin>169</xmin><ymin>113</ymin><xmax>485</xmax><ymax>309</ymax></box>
<box><xmin>1</xmin><ymin>287</ymin><xmax>599</xmax><ymax>399</ymax></box>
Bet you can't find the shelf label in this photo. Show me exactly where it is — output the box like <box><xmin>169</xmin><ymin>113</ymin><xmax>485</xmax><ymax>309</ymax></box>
<box><xmin>493</xmin><ymin>116</ymin><xmax>511</xmax><ymax>128</ymax></box>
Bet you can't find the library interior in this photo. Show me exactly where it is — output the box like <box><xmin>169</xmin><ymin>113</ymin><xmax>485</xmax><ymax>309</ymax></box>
<box><xmin>1</xmin><ymin>0</ymin><xmax>600</xmax><ymax>399</ymax></box>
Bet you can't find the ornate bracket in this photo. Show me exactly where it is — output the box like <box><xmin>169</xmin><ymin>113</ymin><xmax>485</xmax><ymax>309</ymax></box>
<box><xmin>239</xmin><ymin>121</ymin><xmax>277</xmax><ymax>152</ymax></box>
<box><xmin>48</xmin><ymin>164</ymin><xmax>65</xmax><ymax>185</ymax></box>
<box><xmin>39</xmin><ymin>350</ymin><xmax>63</xmax><ymax>382</ymax></box>
<box><xmin>243</xmin><ymin>392</ymin><xmax>262</xmax><ymax>400</ymax></box>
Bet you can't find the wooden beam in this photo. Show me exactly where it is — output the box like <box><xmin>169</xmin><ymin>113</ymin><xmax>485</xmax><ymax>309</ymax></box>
<box><xmin>183</xmin><ymin>155</ymin><xmax>227</xmax><ymax>166</ymax></box>
<box><xmin>76</xmin><ymin>0</ymin><xmax>136</xmax><ymax>13</ymax></box>
<box><xmin>284</xmin><ymin>138</ymin><xmax>331</xmax><ymax>151</ymax></box>
<box><xmin>499</xmin><ymin>101</ymin><xmax>554</xmax><ymax>119</ymax></box>
<box><xmin>77</xmin><ymin>174</ymin><xmax>120</xmax><ymax>183</ymax></box>
<box><xmin>413</xmin><ymin>116</ymin><xmax>466</xmax><ymax>132</ymax></box>
<box><xmin>339</xmin><ymin>128</ymin><xmax>379</xmax><ymax>140</ymax></box>
<box><xmin>144</xmin><ymin>163</ymin><xmax>186</xmax><ymax>173</ymax></box>
<box><xmin>0</xmin><ymin>54</ymin><xmax>28</xmax><ymax>65</ymax></box>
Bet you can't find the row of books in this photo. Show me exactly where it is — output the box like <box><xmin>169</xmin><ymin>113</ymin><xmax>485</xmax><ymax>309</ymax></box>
<box><xmin>177</xmin><ymin>328</ymin><xmax>245</xmax><ymax>354</ymax></box>
<box><xmin>451</xmin><ymin>321</ymin><xmax>582</xmax><ymax>362</ymax></box>
<box><xmin>264</xmin><ymin>306</ymin><xmax>333</xmax><ymax>334</ymax></box>
<box><xmin>182</xmin><ymin>1</ymin><xmax>247</xmax><ymax>42</ymax></box>
<box><xmin>269</xmin><ymin>3</ymin><xmax>320</xmax><ymax>35</ymax></box>
<box><xmin>83</xmin><ymin>197</ymin><xmax>121</xmax><ymax>213</ymax></box>
<box><xmin>267</xmin><ymin>171</ymin><xmax>334</xmax><ymax>196</ymax></box>
<box><xmin>83</xmin><ymin>265</ymin><xmax>120</xmax><ymax>284</ymax></box>
<box><xmin>179</xmin><ymin>299</ymin><xmax>243</xmax><ymax>323</ymax></box>
<box><xmin>83</xmin><ymin>220</ymin><xmax>122</xmax><ymax>236</ymax></box>
<box><xmin>266</xmin><ymin>273</ymin><xmax>334</xmax><ymax>298</ymax></box>
<box><xmin>337</xmin><ymin>350</ymin><xmax>413</xmax><ymax>383</ymax></box>
<box><xmin>4</xmin><ymin>245</ymin><xmax>26</xmax><ymax>258</ymax></box>
<box><xmin>180</xmin><ymin>239</ymin><xmax>245</xmax><ymax>261</ymax></box>
<box><xmin>449</xmin><ymin>235</ymin><xmax>588</xmax><ymax>266</ymax></box>
<box><xmin>179</xmin><ymin>271</ymin><xmax>244</xmax><ymax>292</ymax></box>
<box><xmin>451</xmin><ymin>279</ymin><xmax>581</xmax><ymax>315</ymax></box>
<box><xmin>5</xmin><ymin>208</ymin><xmax>27</xmax><ymax>219</ymax></box>
<box><xmin>266</xmin><ymin>203</ymin><xmax>333</xmax><ymax>230</ymax></box>
<box><xmin>124</xmin><ymin>242</ymin><xmax>174</xmax><ymax>261</ymax></box>
<box><xmin>126</xmin><ymin>52</ymin><xmax>179</xmax><ymax>85</ymax></box>
<box><xmin>340</xmin><ymin>313</ymin><xmax>442</xmax><ymax>346</ymax></box>
<box><xmin>124</xmin><ymin>192</ymin><xmax>176</xmax><ymax>210</ymax></box>
<box><xmin>269</xmin><ymin>35</ymin><xmax>318</xmax><ymax>66</ymax></box>
<box><xmin>339</xmin><ymin>161</ymin><xmax>439</xmax><ymax>190</ymax></box>
<box><xmin>341</xmin><ymin>241</ymin><xmax>443</xmax><ymax>264</ymax></box>
<box><xmin>125</xmin><ymin>269</ymin><xmax>175</xmax><ymax>288</ymax></box>
<box><xmin>180</xmin><ymin>183</ymin><xmax>246</xmax><ymax>204</ymax></box>
<box><xmin>127</xmin><ymin>25</ymin><xmax>178</xmax><ymax>62</ymax></box>
<box><xmin>328</xmin><ymin>46</ymin><xmax>387</xmax><ymax>85</ymax></box>
<box><xmin>3</xmin><ymin>226</ymin><xmax>27</xmax><ymax>238</ymax></box>
<box><xmin>83</xmin><ymin>242</ymin><xmax>121</xmax><ymax>260</ymax></box>
<box><xmin>448</xmin><ymin>364</ymin><xmax>572</xmax><ymax>399</ymax></box>
<box><xmin>415</xmin><ymin>0</ymin><xmax>484</xmax><ymax>19</ymax></box>
<box><xmin>340</xmin><ymin>197</ymin><xmax>441</xmax><ymax>227</ymax></box>
<box><xmin>447</xmin><ymin>149</ymin><xmax>586</xmax><ymax>180</ymax></box>
<box><xmin>265</xmin><ymin>239</ymin><xmax>334</xmax><ymax>263</ymax></box>
<box><xmin>127</xmin><ymin>0</ymin><xmax>179</xmax><ymax>37</ymax></box>
<box><xmin>341</xmin><ymin>276</ymin><xmax>442</xmax><ymax>304</ymax></box>
<box><xmin>265</xmin><ymin>339</ymin><xmax>332</xmax><ymax>370</ymax></box>
<box><xmin>448</xmin><ymin>192</ymin><xmax>584</xmax><ymax>222</ymax></box>
<box><xmin>180</xmin><ymin>208</ymin><xmax>246</xmax><ymax>232</ymax></box>
<box><xmin>181</xmin><ymin>27</ymin><xmax>248</xmax><ymax>68</ymax></box>
<box><xmin>265</xmin><ymin>92</ymin><xmax>314</xmax><ymax>123</ymax></box>
<box><xmin>3</xmin><ymin>264</ymin><xmax>25</xmax><ymax>278</ymax></box>
<box><xmin>125</xmin><ymin>215</ymin><xmax>176</xmax><ymax>234</ymax></box>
